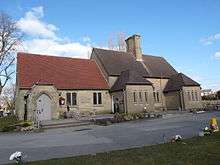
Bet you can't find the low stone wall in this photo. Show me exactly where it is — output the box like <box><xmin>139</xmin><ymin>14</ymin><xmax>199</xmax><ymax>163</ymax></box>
<box><xmin>202</xmin><ymin>100</ymin><xmax>220</xmax><ymax>110</ymax></box>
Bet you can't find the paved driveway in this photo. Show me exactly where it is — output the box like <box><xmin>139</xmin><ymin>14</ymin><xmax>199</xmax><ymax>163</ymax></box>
<box><xmin>0</xmin><ymin>111</ymin><xmax>220</xmax><ymax>164</ymax></box>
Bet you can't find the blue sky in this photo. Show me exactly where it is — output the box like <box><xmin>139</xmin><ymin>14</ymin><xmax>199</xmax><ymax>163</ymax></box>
<box><xmin>1</xmin><ymin>0</ymin><xmax>220</xmax><ymax>90</ymax></box>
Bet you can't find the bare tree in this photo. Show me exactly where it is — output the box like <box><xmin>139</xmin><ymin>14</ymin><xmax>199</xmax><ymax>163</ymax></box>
<box><xmin>1</xmin><ymin>83</ymin><xmax>16</xmax><ymax>111</ymax></box>
<box><xmin>117</xmin><ymin>32</ymin><xmax>126</xmax><ymax>52</ymax></box>
<box><xmin>0</xmin><ymin>12</ymin><xmax>22</xmax><ymax>95</ymax></box>
<box><xmin>108</xmin><ymin>32</ymin><xmax>126</xmax><ymax>52</ymax></box>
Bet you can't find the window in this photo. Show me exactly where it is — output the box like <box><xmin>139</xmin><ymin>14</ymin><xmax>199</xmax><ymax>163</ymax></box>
<box><xmin>191</xmin><ymin>91</ymin><xmax>194</xmax><ymax>101</ymax></box>
<box><xmin>153</xmin><ymin>92</ymin><xmax>156</xmax><ymax>102</ymax></box>
<box><xmin>144</xmin><ymin>92</ymin><xmax>148</xmax><ymax>103</ymax></box>
<box><xmin>93</xmin><ymin>92</ymin><xmax>102</xmax><ymax>105</ymax></box>
<box><xmin>154</xmin><ymin>91</ymin><xmax>160</xmax><ymax>102</ymax></box>
<box><xmin>72</xmin><ymin>93</ymin><xmax>77</xmax><ymax>105</ymax></box>
<box><xmin>187</xmin><ymin>91</ymin><xmax>191</xmax><ymax>101</ymax></box>
<box><xmin>133</xmin><ymin>92</ymin><xmax>137</xmax><ymax>102</ymax></box>
<box><xmin>66</xmin><ymin>92</ymin><xmax>77</xmax><ymax>106</ymax></box>
<box><xmin>139</xmin><ymin>92</ymin><xmax>142</xmax><ymax>102</ymax></box>
<box><xmin>98</xmin><ymin>92</ymin><xmax>102</xmax><ymax>104</ymax></box>
<box><xmin>195</xmin><ymin>91</ymin><xmax>198</xmax><ymax>101</ymax></box>
<box><xmin>156</xmin><ymin>92</ymin><xmax>160</xmax><ymax>102</ymax></box>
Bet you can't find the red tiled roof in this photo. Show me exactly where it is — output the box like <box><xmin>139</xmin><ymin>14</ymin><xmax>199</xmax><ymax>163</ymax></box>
<box><xmin>17</xmin><ymin>52</ymin><xmax>109</xmax><ymax>90</ymax></box>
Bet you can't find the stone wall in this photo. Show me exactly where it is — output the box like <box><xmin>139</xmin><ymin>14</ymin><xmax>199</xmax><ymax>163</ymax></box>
<box><xmin>111</xmin><ymin>91</ymin><xmax>125</xmax><ymax>113</ymax></box>
<box><xmin>16</xmin><ymin>85</ymin><xmax>112</xmax><ymax>121</ymax></box>
<box><xmin>146</xmin><ymin>78</ymin><xmax>169</xmax><ymax>110</ymax></box>
<box><xmin>15</xmin><ymin>89</ymin><xmax>28</xmax><ymax>120</ymax></box>
<box><xmin>125</xmin><ymin>85</ymin><xmax>154</xmax><ymax>113</ymax></box>
<box><xmin>202</xmin><ymin>100</ymin><xmax>220</xmax><ymax>109</ymax></box>
<box><xmin>109</xmin><ymin>76</ymin><xmax>118</xmax><ymax>88</ymax></box>
<box><xmin>164</xmin><ymin>91</ymin><xmax>181</xmax><ymax>110</ymax></box>
<box><xmin>59</xmin><ymin>89</ymin><xmax>112</xmax><ymax>115</ymax></box>
<box><xmin>182</xmin><ymin>86</ymin><xmax>203</xmax><ymax>110</ymax></box>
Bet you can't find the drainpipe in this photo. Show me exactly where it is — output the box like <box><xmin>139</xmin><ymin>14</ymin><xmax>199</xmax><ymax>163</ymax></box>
<box><xmin>23</xmin><ymin>94</ymin><xmax>29</xmax><ymax>121</ymax></box>
<box><xmin>179</xmin><ymin>89</ymin><xmax>185</xmax><ymax>111</ymax></box>
<box><xmin>123</xmin><ymin>89</ymin><xmax>128</xmax><ymax>113</ymax></box>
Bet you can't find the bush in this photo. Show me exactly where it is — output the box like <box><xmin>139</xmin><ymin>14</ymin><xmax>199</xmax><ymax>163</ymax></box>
<box><xmin>2</xmin><ymin>125</ymin><xmax>16</xmax><ymax>132</ymax></box>
<box><xmin>114</xmin><ymin>112</ymin><xmax>146</xmax><ymax>123</ymax></box>
<box><xmin>0</xmin><ymin>115</ymin><xmax>19</xmax><ymax>132</ymax></box>
<box><xmin>95</xmin><ymin>119</ymin><xmax>112</xmax><ymax>126</ymax></box>
<box><xmin>16</xmin><ymin>121</ymin><xmax>33</xmax><ymax>127</ymax></box>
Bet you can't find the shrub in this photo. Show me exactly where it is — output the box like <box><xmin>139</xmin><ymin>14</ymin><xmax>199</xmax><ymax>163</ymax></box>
<box><xmin>114</xmin><ymin>112</ymin><xmax>146</xmax><ymax>123</ymax></box>
<box><xmin>0</xmin><ymin>115</ymin><xmax>19</xmax><ymax>132</ymax></box>
<box><xmin>19</xmin><ymin>121</ymin><xmax>32</xmax><ymax>127</ymax></box>
<box><xmin>2</xmin><ymin>125</ymin><xmax>16</xmax><ymax>132</ymax></box>
<box><xmin>95</xmin><ymin>119</ymin><xmax>112</xmax><ymax>126</ymax></box>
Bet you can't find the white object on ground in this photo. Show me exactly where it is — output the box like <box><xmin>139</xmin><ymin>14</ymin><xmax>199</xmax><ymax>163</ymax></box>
<box><xmin>9</xmin><ymin>151</ymin><xmax>22</xmax><ymax>160</ymax></box>
<box><xmin>174</xmin><ymin>135</ymin><xmax>182</xmax><ymax>140</ymax></box>
<box><xmin>199</xmin><ymin>131</ymin><xmax>204</xmax><ymax>137</ymax></box>
<box><xmin>204</xmin><ymin>126</ymin><xmax>209</xmax><ymax>131</ymax></box>
<box><xmin>196</xmin><ymin>111</ymin><xmax>205</xmax><ymax>114</ymax></box>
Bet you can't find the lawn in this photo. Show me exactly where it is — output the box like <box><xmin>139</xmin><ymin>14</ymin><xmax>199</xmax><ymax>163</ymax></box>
<box><xmin>8</xmin><ymin>132</ymin><xmax>220</xmax><ymax>165</ymax></box>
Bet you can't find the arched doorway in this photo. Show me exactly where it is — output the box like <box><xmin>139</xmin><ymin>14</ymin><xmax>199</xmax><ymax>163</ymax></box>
<box><xmin>36</xmin><ymin>94</ymin><xmax>52</xmax><ymax>121</ymax></box>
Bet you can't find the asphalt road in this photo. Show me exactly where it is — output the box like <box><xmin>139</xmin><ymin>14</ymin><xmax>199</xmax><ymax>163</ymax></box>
<box><xmin>0</xmin><ymin>111</ymin><xmax>220</xmax><ymax>164</ymax></box>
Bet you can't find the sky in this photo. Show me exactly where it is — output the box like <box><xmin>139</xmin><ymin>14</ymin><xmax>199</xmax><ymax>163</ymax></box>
<box><xmin>0</xmin><ymin>0</ymin><xmax>220</xmax><ymax>90</ymax></box>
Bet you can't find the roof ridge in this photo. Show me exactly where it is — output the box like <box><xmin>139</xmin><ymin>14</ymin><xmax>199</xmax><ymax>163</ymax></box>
<box><xmin>17</xmin><ymin>52</ymin><xmax>91</xmax><ymax>61</ymax></box>
<box><xmin>93</xmin><ymin>47</ymin><xmax>133</xmax><ymax>55</ymax></box>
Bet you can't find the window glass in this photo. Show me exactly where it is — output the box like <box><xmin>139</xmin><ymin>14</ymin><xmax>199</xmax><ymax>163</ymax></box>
<box><xmin>98</xmin><ymin>92</ymin><xmax>102</xmax><ymax>104</ymax></box>
<box><xmin>72</xmin><ymin>93</ymin><xmax>77</xmax><ymax>105</ymax></box>
<box><xmin>133</xmin><ymin>92</ymin><xmax>136</xmax><ymax>102</ymax></box>
<box><xmin>156</xmin><ymin>92</ymin><xmax>160</xmax><ymax>102</ymax></box>
<box><xmin>191</xmin><ymin>91</ymin><xmax>194</xmax><ymax>101</ymax></box>
<box><xmin>144</xmin><ymin>92</ymin><xmax>148</xmax><ymax>102</ymax></box>
<box><xmin>153</xmin><ymin>92</ymin><xmax>156</xmax><ymax>102</ymax></box>
<box><xmin>66</xmin><ymin>93</ymin><xmax>71</xmax><ymax>105</ymax></box>
<box><xmin>195</xmin><ymin>91</ymin><xmax>198</xmax><ymax>101</ymax></box>
<box><xmin>139</xmin><ymin>92</ymin><xmax>142</xmax><ymax>102</ymax></box>
<box><xmin>93</xmin><ymin>93</ymin><xmax>97</xmax><ymax>105</ymax></box>
<box><xmin>187</xmin><ymin>91</ymin><xmax>191</xmax><ymax>101</ymax></box>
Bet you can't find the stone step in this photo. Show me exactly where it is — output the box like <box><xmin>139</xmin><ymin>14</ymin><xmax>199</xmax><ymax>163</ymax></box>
<box><xmin>41</xmin><ymin>120</ymin><xmax>93</xmax><ymax>129</ymax></box>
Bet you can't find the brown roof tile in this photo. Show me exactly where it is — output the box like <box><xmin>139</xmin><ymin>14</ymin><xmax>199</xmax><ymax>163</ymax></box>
<box><xmin>164</xmin><ymin>73</ymin><xmax>200</xmax><ymax>92</ymax></box>
<box><xmin>142</xmin><ymin>55</ymin><xmax>178</xmax><ymax>78</ymax></box>
<box><xmin>93</xmin><ymin>48</ymin><xmax>150</xmax><ymax>77</ymax></box>
<box><xmin>17</xmin><ymin>52</ymin><xmax>109</xmax><ymax>90</ymax></box>
<box><xmin>92</xmin><ymin>48</ymin><xmax>178</xmax><ymax>78</ymax></box>
<box><xmin>110</xmin><ymin>70</ymin><xmax>152</xmax><ymax>92</ymax></box>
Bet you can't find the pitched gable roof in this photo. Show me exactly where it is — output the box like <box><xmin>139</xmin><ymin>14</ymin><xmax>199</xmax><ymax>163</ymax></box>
<box><xmin>110</xmin><ymin>70</ymin><xmax>152</xmax><ymax>92</ymax></box>
<box><xmin>17</xmin><ymin>52</ymin><xmax>109</xmax><ymax>90</ymax></box>
<box><xmin>142</xmin><ymin>55</ymin><xmax>177</xmax><ymax>78</ymax></box>
<box><xmin>92</xmin><ymin>48</ymin><xmax>178</xmax><ymax>78</ymax></box>
<box><xmin>164</xmin><ymin>73</ymin><xmax>200</xmax><ymax>92</ymax></box>
<box><xmin>93</xmin><ymin>48</ymin><xmax>149</xmax><ymax>77</ymax></box>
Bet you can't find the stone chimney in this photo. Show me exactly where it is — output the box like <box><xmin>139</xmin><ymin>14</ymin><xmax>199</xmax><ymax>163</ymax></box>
<box><xmin>125</xmin><ymin>34</ymin><xmax>142</xmax><ymax>61</ymax></box>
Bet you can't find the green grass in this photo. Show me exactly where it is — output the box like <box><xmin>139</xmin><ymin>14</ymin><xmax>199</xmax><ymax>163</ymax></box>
<box><xmin>8</xmin><ymin>132</ymin><xmax>220</xmax><ymax>165</ymax></box>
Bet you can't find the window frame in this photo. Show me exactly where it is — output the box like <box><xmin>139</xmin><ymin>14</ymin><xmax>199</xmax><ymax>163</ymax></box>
<box><xmin>133</xmin><ymin>92</ymin><xmax>137</xmax><ymax>102</ymax></box>
<box><xmin>66</xmin><ymin>92</ymin><xmax>77</xmax><ymax>106</ymax></box>
<box><xmin>144</xmin><ymin>91</ymin><xmax>148</xmax><ymax>103</ymax></box>
<box><xmin>191</xmin><ymin>91</ymin><xmax>194</xmax><ymax>101</ymax></box>
<box><xmin>139</xmin><ymin>92</ymin><xmax>142</xmax><ymax>102</ymax></box>
<box><xmin>195</xmin><ymin>91</ymin><xmax>198</xmax><ymax>101</ymax></box>
<box><xmin>93</xmin><ymin>92</ymin><xmax>102</xmax><ymax>105</ymax></box>
<box><xmin>187</xmin><ymin>91</ymin><xmax>191</xmax><ymax>101</ymax></box>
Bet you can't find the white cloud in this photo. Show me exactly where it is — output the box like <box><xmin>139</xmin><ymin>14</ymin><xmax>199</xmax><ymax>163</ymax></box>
<box><xmin>20</xmin><ymin>39</ymin><xmax>91</xmax><ymax>58</ymax></box>
<box><xmin>214</xmin><ymin>52</ymin><xmax>220</xmax><ymax>59</ymax></box>
<box><xmin>17</xmin><ymin>6</ymin><xmax>92</xmax><ymax>58</ymax></box>
<box><xmin>200</xmin><ymin>33</ymin><xmax>220</xmax><ymax>45</ymax></box>
<box><xmin>17</xmin><ymin>6</ymin><xmax>58</xmax><ymax>39</ymax></box>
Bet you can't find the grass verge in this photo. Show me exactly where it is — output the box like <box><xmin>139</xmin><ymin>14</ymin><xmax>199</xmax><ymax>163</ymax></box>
<box><xmin>8</xmin><ymin>132</ymin><xmax>220</xmax><ymax>165</ymax></box>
